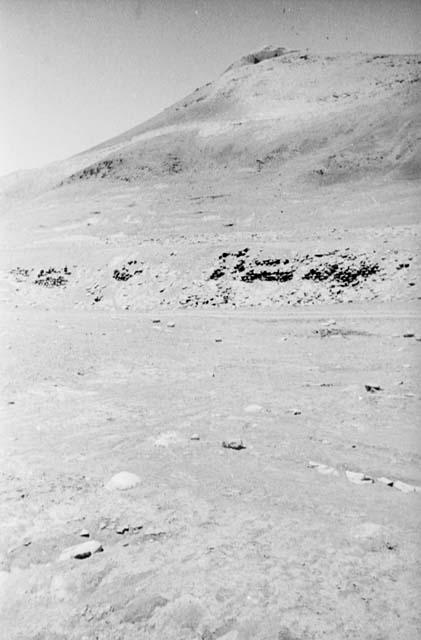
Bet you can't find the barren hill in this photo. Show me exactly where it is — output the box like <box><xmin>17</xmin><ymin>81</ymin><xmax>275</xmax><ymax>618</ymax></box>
<box><xmin>67</xmin><ymin>48</ymin><xmax>421</xmax><ymax>184</ymax></box>
<box><xmin>2</xmin><ymin>47</ymin><xmax>421</xmax><ymax>200</ymax></box>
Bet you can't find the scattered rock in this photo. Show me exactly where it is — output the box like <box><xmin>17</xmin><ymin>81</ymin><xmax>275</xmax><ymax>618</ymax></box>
<box><xmin>222</xmin><ymin>440</ymin><xmax>246</xmax><ymax>450</ymax></box>
<box><xmin>215</xmin><ymin>337</ymin><xmax>223</xmax><ymax>343</ymax></box>
<box><xmin>142</xmin><ymin>527</ymin><xmax>167</xmax><ymax>540</ymax></box>
<box><xmin>190</xmin><ymin>433</ymin><xmax>200</xmax><ymax>440</ymax></box>
<box><xmin>166</xmin><ymin>321</ymin><xmax>175</xmax><ymax>327</ymax></box>
<box><xmin>308</xmin><ymin>461</ymin><xmax>339</xmax><ymax>476</ymax></box>
<box><xmin>152</xmin><ymin>319</ymin><xmax>161</xmax><ymax>324</ymax></box>
<box><xmin>365</xmin><ymin>384</ymin><xmax>383</xmax><ymax>393</ymax></box>
<box><xmin>59</xmin><ymin>540</ymin><xmax>103</xmax><ymax>561</ymax></box>
<box><xmin>105</xmin><ymin>471</ymin><xmax>141</xmax><ymax>491</ymax></box>
<box><xmin>79</xmin><ymin>529</ymin><xmax>90</xmax><ymax>538</ymax></box>
<box><xmin>346</xmin><ymin>471</ymin><xmax>375</xmax><ymax>485</ymax></box>
<box><xmin>116</xmin><ymin>525</ymin><xmax>129</xmax><ymax>535</ymax></box>
<box><xmin>377</xmin><ymin>476</ymin><xmax>394</xmax><ymax>487</ymax></box>
<box><xmin>403</xmin><ymin>333</ymin><xmax>415</xmax><ymax>338</ymax></box>
<box><xmin>308</xmin><ymin>461</ymin><xmax>321</xmax><ymax>468</ymax></box>
<box><xmin>385</xmin><ymin>541</ymin><xmax>398</xmax><ymax>550</ymax></box>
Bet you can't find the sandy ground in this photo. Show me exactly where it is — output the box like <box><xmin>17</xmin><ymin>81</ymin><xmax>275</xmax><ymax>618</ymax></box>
<box><xmin>1</xmin><ymin>303</ymin><xmax>420</xmax><ymax>639</ymax></box>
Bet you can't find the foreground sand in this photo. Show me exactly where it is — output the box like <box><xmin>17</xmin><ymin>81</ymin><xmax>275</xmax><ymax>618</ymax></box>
<box><xmin>1</xmin><ymin>303</ymin><xmax>420</xmax><ymax>639</ymax></box>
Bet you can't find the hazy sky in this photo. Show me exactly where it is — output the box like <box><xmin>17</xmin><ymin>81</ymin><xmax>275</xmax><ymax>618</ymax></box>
<box><xmin>1</xmin><ymin>0</ymin><xmax>420</xmax><ymax>176</ymax></box>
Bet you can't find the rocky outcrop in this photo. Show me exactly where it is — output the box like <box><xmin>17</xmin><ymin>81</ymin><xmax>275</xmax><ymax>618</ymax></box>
<box><xmin>224</xmin><ymin>46</ymin><xmax>290</xmax><ymax>71</ymax></box>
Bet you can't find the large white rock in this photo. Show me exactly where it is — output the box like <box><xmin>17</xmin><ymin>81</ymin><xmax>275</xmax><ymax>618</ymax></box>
<box><xmin>346</xmin><ymin>470</ymin><xmax>374</xmax><ymax>485</ymax></box>
<box><xmin>59</xmin><ymin>540</ymin><xmax>103</xmax><ymax>561</ymax></box>
<box><xmin>105</xmin><ymin>471</ymin><xmax>141</xmax><ymax>491</ymax></box>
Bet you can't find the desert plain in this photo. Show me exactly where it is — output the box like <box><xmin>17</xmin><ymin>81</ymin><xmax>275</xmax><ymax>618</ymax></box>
<box><xmin>0</xmin><ymin>47</ymin><xmax>420</xmax><ymax>639</ymax></box>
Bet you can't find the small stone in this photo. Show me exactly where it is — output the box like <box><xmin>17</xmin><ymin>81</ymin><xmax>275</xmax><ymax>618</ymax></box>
<box><xmin>308</xmin><ymin>460</ymin><xmax>321</xmax><ymax>468</ymax></box>
<box><xmin>365</xmin><ymin>384</ymin><xmax>382</xmax><ymax>393</ymax></box>
<box><xmin>222</xmin><ymin>440</ymin><xmax>246</xmax><ymax>450</ymax></box>
<box><xmin>215</xmin><ymin>338</ymin><xmax>223</xmax><ymax>343</ymax></box>
<box><xmin>190</xmin><ymin>434</ymin><xmax>200</xmax><ymax>440</ymax></box>
<box><xmin>79</xmin><ymin>529</ymin><xmax>90</xmax><ymax>538</ymax></box>
<box><xmin>346</xmin><ymin>471</ymin><xmax>374</xmax><ymax>485</ymax></box>
<box><xmin>385</xmin><ymin>541</ymin><xmax>398</xmax><ymax>550</ymax></box>
<box><xmin>152</xmin><ymin>319</ymin><xmax>161</xmax><ymax>324</ymax></box>
<box><xmin>59</xmin><ymin>540</ymin><xmax>103</xmax><ymax>561</ymax></box>
<box><xmin>403</xmin><ymin>333</ymin><xmax>415</xmax><ymax>338</ymax></box>
<box><xmin>244</xmin><ymin>404</ymin><xmax>263</xmax><ymax>414</ymax></box>
<box><xmin>116</xmin><ymin>525</ymin><xmax>129</xmax><ymax>535</ymax></box>
<box><xmin>166</xmin><ymin>321</ymin><xmax>175</xmax><ymax>328</ymax></box>
<box><xmin>377</xmin><ymin>477</ymin><xmax>394</xmax><ymax>487</ymax></box>
<box><xmin>307</xmin><ymin>461</ymin><xmax>338</xmax><ymax>476</ymax></box>
<box><xmin>105</xmin><ymin>471</ymin><xmax>141</xmax><ymax>491</ymax></box>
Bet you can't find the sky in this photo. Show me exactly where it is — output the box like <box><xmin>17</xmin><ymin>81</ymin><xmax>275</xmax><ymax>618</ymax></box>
<box><xmin>1</xmin><ymin>0</ymin><xmax>420</xmax><ymax>176</ymax></box>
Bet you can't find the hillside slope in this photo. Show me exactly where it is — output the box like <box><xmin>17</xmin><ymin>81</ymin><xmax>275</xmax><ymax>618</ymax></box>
<box><xmin>1</xmin><ymin>47</ymin><xmax>420</xmax><ymax>202</ymax></box>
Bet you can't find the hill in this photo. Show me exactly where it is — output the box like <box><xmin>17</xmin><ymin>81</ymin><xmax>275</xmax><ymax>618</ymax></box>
<box><xmin>0</xmin><ymin>47</ymin><xmax>420</xmax><ymax>311</ymax></box>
